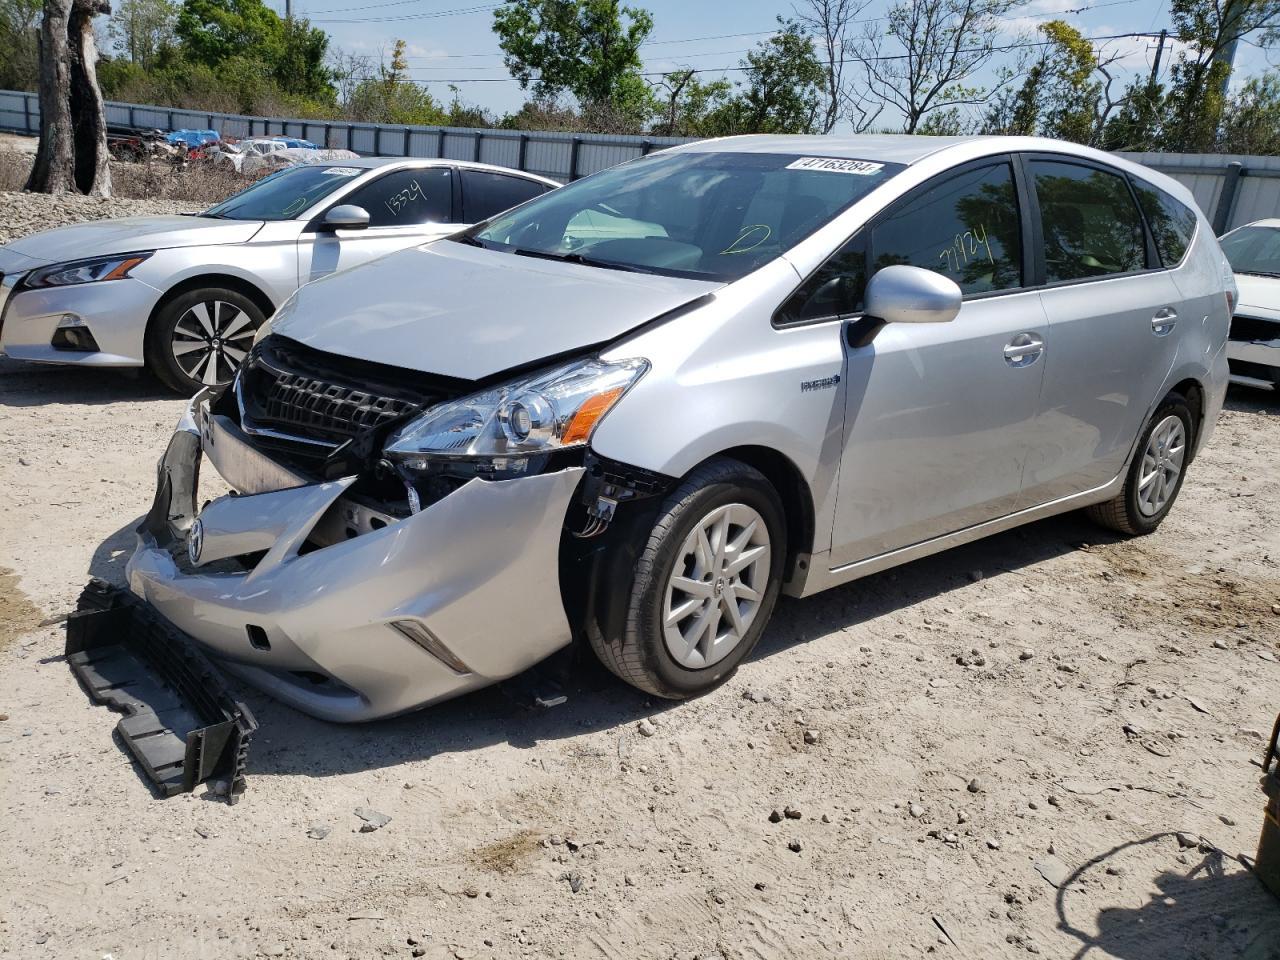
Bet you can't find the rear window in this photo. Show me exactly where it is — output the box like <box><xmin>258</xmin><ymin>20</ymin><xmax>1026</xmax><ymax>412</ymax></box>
<box><xmin>1133</xmin><ymin>181</ymin><xmax>1199</xmax><ymax>266</ymax></box>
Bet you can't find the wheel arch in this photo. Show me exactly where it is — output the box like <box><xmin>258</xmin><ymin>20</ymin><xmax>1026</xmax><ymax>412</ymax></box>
<box><xmin>146</xmin><ymin>273</ymin><xmax>276</xmax><ymax>342</ymax></box>
<box><xmin>707</xmin><ymin>445</ymin><xmax>816</xmax><ymax>582</ymax></box>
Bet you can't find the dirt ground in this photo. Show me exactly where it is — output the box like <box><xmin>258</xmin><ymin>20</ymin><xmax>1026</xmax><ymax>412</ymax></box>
<box><xmin>0</xmin><ymin>357</ymin><xmax>1276</xmax><ymax>960</ymax></box>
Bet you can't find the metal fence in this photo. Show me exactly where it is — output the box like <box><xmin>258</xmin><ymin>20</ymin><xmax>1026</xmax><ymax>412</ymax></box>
<box><xmin>3</xmin><ymin>88</ymin><xmax>1280</xmax><ymax>227</ymax></box>
<box><xmin>0</xmin><ymin>89</ymin><xmax>689</xmax><ymax>183</ymax></box>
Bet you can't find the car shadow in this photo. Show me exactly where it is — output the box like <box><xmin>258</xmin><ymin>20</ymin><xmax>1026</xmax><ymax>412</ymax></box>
<box><xmin>1225</xmin><ymin>382</ymin><xmax>1278</xmax><ymax>413</ymax></box>
<box><xmin>0</xmin><ymin>356</ymin><xmax>175</xmax><ymax>407</ymax></box>
<box><xmin>1054</xmin><ymin>834</ymin><xmax>1280</xmax><ymax>960</ymax></box>
<box><xmin>82</xmin><ymin>505</ymin><xmax>1114</xmax><ymax>781</ymax></box>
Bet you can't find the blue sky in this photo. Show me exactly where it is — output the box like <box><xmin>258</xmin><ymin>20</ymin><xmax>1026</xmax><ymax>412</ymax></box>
<box><xmin>253</xmin><ymin>0</ymin><xmax>1276</xmax><ymax>125</ymax></box>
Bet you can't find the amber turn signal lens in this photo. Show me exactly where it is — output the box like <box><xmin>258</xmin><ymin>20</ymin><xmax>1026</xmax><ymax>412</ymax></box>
<box><xmin>103</xmin><ymin>256</ymin><xmax>148</xmax><ymax>281</ymax></box>
<box><xmin>561</xmin><ymin>386</ymin><xmax>625</xmax><ymax>445</ymax></box>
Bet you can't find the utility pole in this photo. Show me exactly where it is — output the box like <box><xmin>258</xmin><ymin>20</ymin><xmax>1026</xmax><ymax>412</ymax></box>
<box><xmin>285</xmin><ymin>0</ymin><xmax>292</xmax><ymax>19</ymax></box>
<box><xmin>1149</xmin><ymin>28</ymin><xmax>1167</xmax><ymax>85</ymax></box>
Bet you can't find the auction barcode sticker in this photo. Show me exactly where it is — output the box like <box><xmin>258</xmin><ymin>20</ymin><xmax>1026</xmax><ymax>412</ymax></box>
<box><xmin>786</xmin><ymin>157</ymin><xmax>884</xmax><ymax>175</ymax></box>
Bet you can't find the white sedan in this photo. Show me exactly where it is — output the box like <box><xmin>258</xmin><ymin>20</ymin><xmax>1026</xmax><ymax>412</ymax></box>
<box><xmin>0</xmin><ymin>158</ymin><xmax>557</xmax><ymax>392</ymax></box>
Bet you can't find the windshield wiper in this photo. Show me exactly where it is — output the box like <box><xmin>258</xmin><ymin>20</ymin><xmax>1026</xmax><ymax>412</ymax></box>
<box><xmin>511</xmin><ymin>247</ymin><xmax>659</xmax><ymax>275</ymax></box>
<box><xmin>451</xmin><ymin>234</ymin><xmax>487</xmax><ymax>248</ymax></box>
<box><xmin>1237</xmin><ymin>268</ymin><xmax>1280</xmax><ymax>278</ymax></box>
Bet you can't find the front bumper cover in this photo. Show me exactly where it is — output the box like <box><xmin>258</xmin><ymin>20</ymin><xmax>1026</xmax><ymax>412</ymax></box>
<box><xmin>126</xmin><ymin>398</ymin><xmax>583</xmax><ymax>722</ymax></box>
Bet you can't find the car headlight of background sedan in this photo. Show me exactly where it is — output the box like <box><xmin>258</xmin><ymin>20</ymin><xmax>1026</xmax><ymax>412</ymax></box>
<box><xmin>22</xmin><ymin>251</ymin><xmax>154</xmax><ymax>289</ymax></box>
<box><xmin>384</xmin><ymin>356</ymin><xmax>647</xmax><ymax>482</ymax></box>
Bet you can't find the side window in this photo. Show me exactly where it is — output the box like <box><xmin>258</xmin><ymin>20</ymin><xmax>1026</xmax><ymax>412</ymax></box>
<box><xmin>1030</xmin><ymin>160</ymin><xmax>1145</xmax><ymax>282</ymax></box>
<box><xmin>343</xmin><ymin>168</ymin><xmax>453</xmax><ymax>227</ymax></box>
<box><xmin>461</xmin><ymin>170</ymin><xmax>548</xmax><ymax>222</ymax></box>
<box><xmin>778</xmin><ymin>162</ymin><xmax>1024</xmax><ymax>325</ymax></box>
<box><xmin>872</xmin><ymin>162</ymin><xmax>1023</xmax><ymax>296</ymax></box>
<box><xmin>1132</xmin><ymin>180</ymin><xmax>1199</xmax><ymax>267</ymax></box>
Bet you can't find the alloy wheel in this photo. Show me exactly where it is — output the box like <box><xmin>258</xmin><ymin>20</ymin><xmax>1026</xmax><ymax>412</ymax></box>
<box><xmin>662</xmin><ymin>502</ymin><xmax>771</xmax><ymax>670</ymax></box>
<box><xmin>1137</xmin><ymin>414</ymin><xmax>1186</xmax><ymax>517</ymax></box>
<box><xmin>170</xmin><ymin>300</ymin><xmax>257</xmax><ymax>386</ymax></box>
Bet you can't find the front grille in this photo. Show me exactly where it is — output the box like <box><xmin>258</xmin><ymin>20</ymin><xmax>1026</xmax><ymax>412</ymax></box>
<box><xmin>1231</xmin><ymin>315</ymin><xmax>1280</xmax><ymax>343</ymax></box>
<box><xmin>237</xmin><ymin>336</ymin><xmax>470</xmax><ymax>451</ymax></box>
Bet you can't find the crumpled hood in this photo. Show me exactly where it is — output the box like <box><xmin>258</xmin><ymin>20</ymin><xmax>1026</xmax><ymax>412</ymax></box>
<box><xmin>271</xmin><ymin>239</ymin><xmax>722</xmax><ymax>381</ymax></box>
<box><xmin>1</xmin><ymin>215</ymin><xmax>264</xmax><ymax>266</ymax></box>
<box><xmin>1234</xmin><ymin>273</ymin><xmax>1280</xmax><ymax>322</ymax></box>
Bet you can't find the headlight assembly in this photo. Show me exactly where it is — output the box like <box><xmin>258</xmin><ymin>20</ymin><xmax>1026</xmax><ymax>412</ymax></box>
<box><xmin>23</xmin><ymin>251</ymin><xmax>154</xmax><ymax>289</ymax></box>
<box><xmin>385</xmin><ymin>356</ymin><xmax>647</xmax><ymax>482</ymax></box>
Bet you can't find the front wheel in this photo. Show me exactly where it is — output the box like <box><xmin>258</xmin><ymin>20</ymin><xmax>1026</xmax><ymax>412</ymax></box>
<box><xmin>586</xmin><ymin>457</ymin><xmax>786</xmax><ymax>699</ymax></box>
<box><xmin>146</xmin><ymin>287</ymin><xmax>265</xmax><ymax>394</ymax></box>
<box><xmin>1086</xmin><ymin>394</ymin><xmax>1194</xmax><ymax>535</ymax></box>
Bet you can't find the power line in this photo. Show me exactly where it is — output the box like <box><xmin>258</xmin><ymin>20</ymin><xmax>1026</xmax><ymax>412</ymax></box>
<box><xmin>354</xmin><ymin>29</ymin><xmax>1167</xmax><ymax>84</ymax></box>
<box><xmin>310</xmin><ymin>3</ymin><xmax>499</xmax><ymax>24</ymax></box>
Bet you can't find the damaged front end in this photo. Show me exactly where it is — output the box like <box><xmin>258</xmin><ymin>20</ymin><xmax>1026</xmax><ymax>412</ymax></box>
<box><xmin>121</xmin><ymin>335</ymin><xmax>652</xmax><ymax>723</ymax></box>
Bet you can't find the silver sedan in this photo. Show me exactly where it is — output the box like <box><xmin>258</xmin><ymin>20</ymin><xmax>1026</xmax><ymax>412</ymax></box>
<box><xmin>0</xmin><ymin>158</ymin><xmax>557</xmax><ymax>392</ymax></box>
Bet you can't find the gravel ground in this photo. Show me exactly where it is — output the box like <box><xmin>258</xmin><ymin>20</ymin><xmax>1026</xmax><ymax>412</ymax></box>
<box><xmin>0</xmin><ymin>190</ymin><xmax>193</xmax><ymax>244</ymax></box>
<box><xmin>0</xmin><ymin>197</ymin><xmax>1279</xmax><ymax>960</ymax></box>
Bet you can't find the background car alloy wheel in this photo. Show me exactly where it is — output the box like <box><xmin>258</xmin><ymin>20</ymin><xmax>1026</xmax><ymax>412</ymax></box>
<box><xmin>1136</xmin><ymin>414</ymin><xmax>1186</xmax><ymax>517</ymax></box>
<box><xmin>662</xmin><ymin>502</ymin><xmax>772</xmax><ymax>670</ymax></box>
<box><xmin>170</xmin><ymin>300</ymin><xmax>256</xmax><ymax>387</ymax></box>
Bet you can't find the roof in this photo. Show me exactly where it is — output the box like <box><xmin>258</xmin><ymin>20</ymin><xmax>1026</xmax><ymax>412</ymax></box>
<box><xmin>674</xmin><ymin>134</ymin><xmax>989</xmax><ymax>165</ymax></box>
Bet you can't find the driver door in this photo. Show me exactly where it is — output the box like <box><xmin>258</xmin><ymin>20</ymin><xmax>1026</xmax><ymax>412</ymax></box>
<box><xmin>820</xmin><ymin>158</ymin><xmax>1050</xmax><ymax>567</ymax></box>
<box><xmin>298</xmin><ymin>166</ymin><xmax>463</xmax><ymax>284</ymax></box>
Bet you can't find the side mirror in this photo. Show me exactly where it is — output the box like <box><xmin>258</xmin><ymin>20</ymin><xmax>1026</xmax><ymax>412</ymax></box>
<box><xmin>321</xmin><ymin>204</ymin><xmax>370</xmax><ymax>231</ymax></box>
<box><xmin>863</xmin><ymin>265</ymin><xmax>962</xmax><ymax>325</ymax></box>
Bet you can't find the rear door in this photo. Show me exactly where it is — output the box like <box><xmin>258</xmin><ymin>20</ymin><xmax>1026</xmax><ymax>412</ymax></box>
<box><xmin>1018</xmin><ymin>155</ymin><xmax>1184</xmax><ymax>506</ymax></box>
<box><xmin>298</xmin><ymin>166</ymin><xmax>462</xmax><ymax>284</ymax></box>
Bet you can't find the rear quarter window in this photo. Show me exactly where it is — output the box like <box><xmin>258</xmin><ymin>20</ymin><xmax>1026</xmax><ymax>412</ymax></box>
<box><xmin>1132</xmin><ymin>181</ymin><xmax>1199</xmax><ymax>267</ymax></box>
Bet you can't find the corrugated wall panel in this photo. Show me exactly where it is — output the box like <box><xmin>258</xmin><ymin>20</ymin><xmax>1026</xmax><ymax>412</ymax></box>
<box><xmin>477</xmin><ymin>134</ymin><xmax>520</xmax><ymax>170</ymax></box>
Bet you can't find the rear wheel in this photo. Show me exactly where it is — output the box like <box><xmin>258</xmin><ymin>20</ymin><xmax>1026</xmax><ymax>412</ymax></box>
<box><xmin>586</xmin><ymin>458</ymin><xmax>786</xmax><ymax>699</ymax></box>
<box><xmin>1086</xmin><ymin>394</ymin><xmax>1194</xmax><ymax>535</ymax></box>
<box><xmin>147</xmin><ymin>287</ymin><xmax>265</xmax><ymax>394</ymax></box>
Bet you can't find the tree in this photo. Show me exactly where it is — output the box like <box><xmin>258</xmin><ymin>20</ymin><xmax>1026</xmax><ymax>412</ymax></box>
<box><xmin>345</xmin><ymin>39</ymin><xmax>448</xmax><ymax>125</ymax></box>
<box><xmin>176</xmin><ymin>0</ymin><xmax>334</xmax><ymax>101</ymax></box>
<box><xmin>108</xmin><ymin>0</ymin><xmax>176</xmax><ymax>68</ymax></box>
<box><xmin>27</xmin><ymin>0</ymin><xmax>111</xmax><ymax>196</ymax></box>
<box><xmin>1219</xmin><ymin>69</ymin><xmax>1280</xmax><ymax>151</ymax></box>
<box><xmin>0</xmin><ymin>0</ymin><xmax>42</xmax><ymax>90</ymax></box>
<box><xmin>980</xmin><ymin>20</ymin><xmax>1124</xmax><ymax>145</ymax></box>
<box><xmin>708</xmin><ymin>18</ymin><xmax>826</xmax><ymax>135</ymax></box>
<box><xmin>793</xmin><ymin>0</ymin><xmax>871</xmax><ymax>133</ymax></box>
<box><xmin>847</xmin><ymin>0</ymin><xmax>1025</xmax><ymax>133</ymax></box>
<box><xmin>1162</xmin><ymin>0</ymin><xmax>1280</xmax><ymax>151</ymax></box>
<box><xmin>493</xmin><ymin>0</ymin><xmax>654</xmax><ymax>114</ymax></box>
<box><xmin>648</xmin><ymin>68</ymin><xmax>732</xmax><ymax>136</ymax></box>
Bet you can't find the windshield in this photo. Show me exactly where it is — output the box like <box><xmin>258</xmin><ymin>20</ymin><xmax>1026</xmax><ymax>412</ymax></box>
<box><xmin>1220</xmin><ymin>225</ymin><xmax>1280</xmax><ymax>277</ymax></box>
<box><xmin>468</xmin><ymin>151</ymin><xmax>900</xmax><ymax>281</ymax></box>
<box><xmin>202</xmin><ymin>164</ymin><xmax>365</xmax><ymax>221</ymax></box>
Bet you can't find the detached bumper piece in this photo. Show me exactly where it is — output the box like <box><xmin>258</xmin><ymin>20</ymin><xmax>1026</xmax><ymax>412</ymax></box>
<box><xmin>66</xmin><ymin>579</ymin><xmax>257</xmax><ymax>803</ymax></box>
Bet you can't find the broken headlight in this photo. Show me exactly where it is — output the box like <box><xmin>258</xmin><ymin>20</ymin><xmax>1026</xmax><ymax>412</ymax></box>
<box><xmin>384</xmin><ymin>356</ymin><xmax>647</xmax><ymax>482</ymax></box>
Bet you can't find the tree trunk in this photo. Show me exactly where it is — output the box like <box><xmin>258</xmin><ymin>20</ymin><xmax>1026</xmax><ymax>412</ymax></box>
<box><xmin>25</xmin><ymin>0</ymin><xmax>112</xmax><ymax>196</ymax></box>
<box><xmin>69</xmin><ymin>0</ymin><xmax>112</xmax><ymax>196</ymax></box>
<box><xmin>25</xmin><ymin>0</ymin><xmax>75</xmax><ymax>193</ymax></box>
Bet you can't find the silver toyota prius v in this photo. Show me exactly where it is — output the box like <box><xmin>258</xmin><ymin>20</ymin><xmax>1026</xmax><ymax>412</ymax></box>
<box><xmin>127</xmin><ymin>135</ymin><xmax>1233</xmax><ymax>721</ymax></box>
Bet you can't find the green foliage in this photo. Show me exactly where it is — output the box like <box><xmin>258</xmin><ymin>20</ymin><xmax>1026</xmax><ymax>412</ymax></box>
<box><xmin>108</xmin><ymin>0</ymin><xmax>179</xmax><ymax>69</ymax></box>
<box><xmin>0</xmin><ymin>0</ymin><xmax>40</xmax><ymax>91</ymax></box>
<box><xmin>175</xmin><ymin>0</ymin><xmax>334</xmax><ymax>102</ymax></box>
<box><xmin>1220</xmin><ymin>70</ymin><xmax>1280</xmax><ymax>152</ymax></box>
<box><xmin>981</xmin><ymin>20</ymin><xmax>1102</xmax><ymax>143</ymax></box>
<box><xmin>493</xmin><ymin>0</ymin><xmax>654</xmax><ymax>115</ymax></box>
<box><xmin>704</xmin><ymin>18</ymin><xmax>826</xmax><ymax>135</ymax></box>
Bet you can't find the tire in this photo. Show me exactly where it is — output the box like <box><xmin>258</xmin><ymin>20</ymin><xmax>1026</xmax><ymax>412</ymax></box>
<box><xmin>585</xmin><ymin>457</ymin><xmax>787</xmax><ymax>699</ymax></box>
<box><xmin>146</xmin><ymin>287</ymin><xmax>266</xmax><ymax>394</ymax></box>
<box><xmin>1086</xmin><ymin>393</ymin><xmax>1195</xmax><ymax>536</ymax></box>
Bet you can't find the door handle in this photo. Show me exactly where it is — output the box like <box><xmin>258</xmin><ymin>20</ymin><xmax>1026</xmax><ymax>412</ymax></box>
<box><xmin>1003</xmin><ymin>333</ymin><xmax>1044</xmax><ymax>368</ymax></box>
<box><xmin>1152</xmin><ymin>307</ymin><xmax>1178</xmax><ymax>335</ymax></box>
